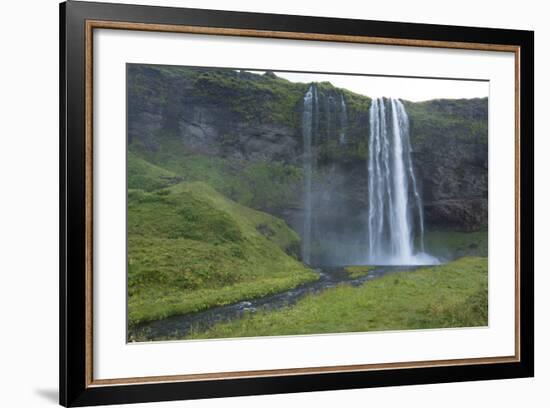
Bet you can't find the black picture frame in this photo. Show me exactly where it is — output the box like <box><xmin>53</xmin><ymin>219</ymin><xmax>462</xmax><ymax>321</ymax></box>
<box><xmin>60</xmin><ymin>1</ymin><xmax>534</xmax><ymax>406</ymax></box>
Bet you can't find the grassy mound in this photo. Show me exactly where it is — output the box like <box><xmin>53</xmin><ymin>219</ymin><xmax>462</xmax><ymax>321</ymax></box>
<box><xmin>127</xmin><ymin>151</ymin><xmax>182</xmax><ymax>191</ymax></box>
<box><xmin>187</xmin><ymin>257</ymin><xmax>488</xmax><ymax>340</ymax></box>
<box><xmin>128</xmin><ymin>181</ymin><xmax>317</xmax><ymax>327</ymax></box>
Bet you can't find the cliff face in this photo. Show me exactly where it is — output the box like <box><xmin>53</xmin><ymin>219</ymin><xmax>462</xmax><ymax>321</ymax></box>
<box><xmin>405</xmin><ymin>99</ymin><xmax>488</xmax><ymax>231</ymax></box>
<box><xmin>128</xmin><ymin>64</ymin><xmax>488</xmax><ymax>250</ymax></box>
<box><xmin>128</xmin><ymin>65</ymin><xmax>371</xmax><ymax>163</ymax></box>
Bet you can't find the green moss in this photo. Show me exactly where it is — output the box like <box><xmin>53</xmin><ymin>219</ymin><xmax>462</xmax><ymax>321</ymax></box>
<box><xmin>133</xmin><ymin>65</ymin><xmax>309</xmax><ymax>127</ymax></box>
<box><xmin>186</xmin><ymin>257</ymin><xmax>487</xmax><ymax>340</ymax></box>
<box><xmin>128</xmin><ymin>181</ymin><xmax>317</xmax><ymax>327</ymax></box>
<box><xmin>344</xmin><ymin>265</ymin><xmax>372</xmax><ymax>278</ymax></box>
<box><xmin>404</xmin><ymin>98</ymin><xmax>488</xmax><ymax>145</ymax></box>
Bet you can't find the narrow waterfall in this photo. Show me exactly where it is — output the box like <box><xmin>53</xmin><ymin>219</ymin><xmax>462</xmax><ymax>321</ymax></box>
<box><xmin>395</xmin><ymin>101</ymin><xmax>425</xmax><ymax>253</ymax></box>
<box><xmin>367</xmin><ymin>97</ymin><xmax>437</xmax><ymax>265</ymax></box>
<box><xmin>325</xmin><ymin>96</ymin><xmax>331</xmax><ymax>142</ymax></box>
<box><xmin>301</xmin><ymin>85</ymin><xmax>315</xmax><ymax>264</ymax></box>
<box><xmin>339</xmin><ymin>94</ymin><xmax>348</xmax><ymax>144</ymax></box>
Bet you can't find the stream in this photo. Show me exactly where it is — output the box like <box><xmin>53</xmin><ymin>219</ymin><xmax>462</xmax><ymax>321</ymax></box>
<box><xmin>129</xmin><ymin>265</ymin><xmax>420</xmax><ymax>342</ymax></box>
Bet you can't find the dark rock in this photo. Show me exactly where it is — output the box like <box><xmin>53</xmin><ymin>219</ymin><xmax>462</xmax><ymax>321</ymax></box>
<box><xmin>406</xmin><ymin>98</ymin><xmax>488</xmax><ymax>231</ymax></box>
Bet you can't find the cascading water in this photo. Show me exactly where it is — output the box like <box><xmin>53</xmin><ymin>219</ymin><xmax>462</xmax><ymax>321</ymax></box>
<box><xmin>367</xmin><ymin>97</ymin><xmax>438</xmax><ymax>265</ymax></box>
<box><xmin>396</xmin><ymin>100</ymin><xmax>425</xmax><ymax>253</ymax></box>
<box><xmin>301</xmin><ymin>89</ymin><xmax>436</xmax><ymax>266</ymax></box>
<box><xmin>339</xmin><ymin>94</ymin><xmax>348</xmax><ymax>144</ymax></box>
<box><xmin>301</xmin><ymin>85</ymin><xmax>315</xmax><ymax>264</ymax></box>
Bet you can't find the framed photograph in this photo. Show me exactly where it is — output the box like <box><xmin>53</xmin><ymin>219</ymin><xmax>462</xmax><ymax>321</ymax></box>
<box><xmin>60</xmin><ymin>1</ymin><xmax>534</xmax><ymax>406</ymax></box>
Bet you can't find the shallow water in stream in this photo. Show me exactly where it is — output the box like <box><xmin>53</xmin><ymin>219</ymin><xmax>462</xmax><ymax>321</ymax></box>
<box><xmin>129</xmin><ymin>265</ymin><xmax>425</xmax><ymax>342</ymax></box>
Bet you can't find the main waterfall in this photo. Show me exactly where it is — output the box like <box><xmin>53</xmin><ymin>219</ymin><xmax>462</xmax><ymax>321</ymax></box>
<box><xmin>367</xmin><ymin>98</ymin><xmax>438</xmax><ymax>265</ymax></box>
<box><xmin>300</xmin><ymin>88</ymin><xmax>436</xmax><ymax>266</ymax></box>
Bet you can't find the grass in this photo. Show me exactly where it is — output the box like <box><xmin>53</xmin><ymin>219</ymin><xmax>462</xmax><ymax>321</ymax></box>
<box><xmin>423</xmin><ymin>229</ymin><xmax>488</xmax><ymax>260</ymax></box>
<box><xmin>129</xmin><ymin>64</ymin><xmax>309</xmax><ymax>128</ymax></box>
<box><xmin>185</xmin><ymin>257</ymin><xmax>487</xmax><ymax>340</ymax></box>
<box><xmin>344</xmin><ymin>265</ymin><xmax>372</xmax><ymax>278</ymax></box>
<box><xmin>127</xmin><ymin>151</ymin><xmax>181</xmax><ymax>191</ymax></box>
<box><xmin>194</xmin><ymin>69</ymin><xmax>308</xmax><ymax>127</ymax></box>
<box><xmin>128</xmin><ymin>181</ymin><xmax>317</xmax><ymax>327</ymax></box>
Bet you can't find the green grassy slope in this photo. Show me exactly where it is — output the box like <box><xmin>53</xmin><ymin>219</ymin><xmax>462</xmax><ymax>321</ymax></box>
<box><xmin>187</xmin><ymin>257</ymin><xmax>488</xmax><ymax>340</ymax></box>
<box><xmin>128</xmin><ymin>180</ymin><xmax>317</xmax><ymax>327</ymax></box>
<box><xmin>127</xmin><ymin>151</ymin><xmax>182</xmax><ymax>191</ymax></box>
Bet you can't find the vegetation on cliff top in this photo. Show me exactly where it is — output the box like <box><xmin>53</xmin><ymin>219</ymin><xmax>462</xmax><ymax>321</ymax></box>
<box><xmin>128</xmin><ymin>65</ymin><xmax>311</xmax><ymax>127</ymax></box>
<box><xmin>129</xmin><ymin>65</ymin><xmax>487</xmax><ymax>154</ymax></box>
<box><xmin>194</xmin><ymin>69</ymin><xmax>309</xmax><ymax>127</ymax></box>
<box><xmin>128</xmin><ymin>64</ymin><xmax>374</xmax><ymax>164</ymax></box>
<box><xmin>404</xmin><ymin>98</ymin><xmax>488</xmax><ymax>145</ymax></box>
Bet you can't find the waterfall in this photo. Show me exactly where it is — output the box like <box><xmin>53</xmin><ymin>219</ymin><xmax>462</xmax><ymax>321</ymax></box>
<box><xmin>339</xmin><ymin>94</ymin><xmax>348</xmax><ymax>144</ymax></box>
<box><xmin>395</xmin><ymin>101</ymin><xmax>425</xmax><ymax>253</ymax></box>
<box><xmin>302</xmin><ymin>85</ymin><xmax>315</xmax><ymax>264</ymax></box>
<box><xmin>367</xmin><ymin>97</ymin><xmax>438</xmax><ymax>265</ymax></box>
<box><xmin>326</xmin><ymin>95</ymin><xmax>332</xmax><ymax>144</ymax></box>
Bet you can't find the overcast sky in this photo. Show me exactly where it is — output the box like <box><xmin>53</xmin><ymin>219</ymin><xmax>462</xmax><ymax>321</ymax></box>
<box><xmin>247</xmin><ymin>70</ymin><xmax>489</xmax><ymax>102</ymax></box>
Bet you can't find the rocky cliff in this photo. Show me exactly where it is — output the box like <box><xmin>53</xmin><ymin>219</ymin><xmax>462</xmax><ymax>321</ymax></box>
<box><xmin>405</xmin><ymin>99</ymin><xmax>488</xmax><ymax>231</ymax></box>
<box><xmin>128</xmin><ymin>64</ymin><xmax>488</xmax><ymax>260</ymax></box>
